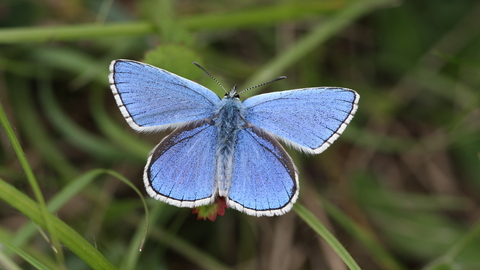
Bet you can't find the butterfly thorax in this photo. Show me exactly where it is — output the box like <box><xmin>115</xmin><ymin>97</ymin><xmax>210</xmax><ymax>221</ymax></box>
<box><xmin>213</xmin><ymin>94</ymin><xmax>246</xmax><ymax>197</ymax></box>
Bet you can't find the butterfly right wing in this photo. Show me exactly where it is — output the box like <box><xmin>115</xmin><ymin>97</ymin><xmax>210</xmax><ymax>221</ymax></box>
<box><xmin>243</xmin><ymin>87</ymin><xmax>359</xmax><ymax>154</ymax></box>
<box><xmin>144</xmin><ymin>120</ymin><xmax>218</xmax><ymax>207</ymax></box>
<box><xmin>109</xmin><ymin>60</ymin><xmax>220</xmax><ymax>132</ymax></box>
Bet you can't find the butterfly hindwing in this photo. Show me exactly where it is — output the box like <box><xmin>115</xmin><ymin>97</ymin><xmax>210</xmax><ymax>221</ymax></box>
<box><xmin>144</xmin><ymin>120</ymin><xmax>217</xmax><ymax>207</ymax></box>
<box><xmin>227</xmin><ymin>125</ymin><xmax>298</xmax><ymax>217</ymax></box>
<box><xmin>109</xmin><ymin>60</ymin><xmax>220</xmax><ymax>132</ymax></box>
<box><xmin>243</xmin><ymin>87</ymin><xmax>359</xmax><ymax>154</ymax></box>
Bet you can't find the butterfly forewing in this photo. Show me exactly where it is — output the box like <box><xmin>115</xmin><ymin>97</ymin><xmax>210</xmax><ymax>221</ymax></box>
<box><xmin>144</xmin><ymin>120</ymin><xmax>217</xmax><ymax>208</ymax></box>
<box><xmin>243</xmin><ymin>87</ymin><xmax>359</xmax><ymax>154</ymax></box>
<box><xmin>109</xmin><ymin>60</ymin><xmax>219</xmax><ymax>132</ymax></box>
<box><xmin>227</xmin><ymin>126</ymin><xmax>298</xmax><ymax>217</ymax></box>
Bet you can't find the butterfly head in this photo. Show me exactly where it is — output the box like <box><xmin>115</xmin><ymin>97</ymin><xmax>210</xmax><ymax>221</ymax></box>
<box><xmin>225</xmin><ymin>85</ymin><xmax>240</xmax><ymax>99</ymax></box>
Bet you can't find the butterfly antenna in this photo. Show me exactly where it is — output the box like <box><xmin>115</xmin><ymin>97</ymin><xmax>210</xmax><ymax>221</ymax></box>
<box><xmin>238</xmin><ymin>76</ymin><xmax>287</xmax><ymax>94</ymax></box>
<box><xmin>193</xmin><ymin>62</ymin><xmax>227</xmax><ymax>93</ymax></box>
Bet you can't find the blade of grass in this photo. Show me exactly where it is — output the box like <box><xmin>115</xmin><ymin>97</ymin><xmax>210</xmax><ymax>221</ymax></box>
<box><xmin>10</xmin><ymin>169</ymin><xmax>149</xmax><ymax>259</ymax></box>
<box><xmin>0</xmin><ymin>227</ymin><xmax>58</xmax><ymax>269</ymax></box>
<box><xmin>293</xmin><ymin>203</ymin><xmax>361</xmax><ymax>270</ymax></box>
<box><xmin>0</xmin><ymin>22</ymin><xmax>154</xmax><ymax>43</ymax></box>
<box><xmin>104</xmin><ymin>170</ymin><xmax>150</xmax><ymax>252</ymax></box>
<box><xmin>119</xmin><ymin>215</ymin><xmax>148</xmax><ymax>270</ymax></box>
<box><xmin>0</xmin><ymin>178</ymin><xmax>117</xmax><ymax>270</ymax></box>
<box><xmin>10</xmin><ymin>170</ymin><xmax>104</xmax><ymax>249</ymax></box>
<box><xmin>119</xmin><ymin>203</ymin><xmax>166</xmax><ymax>270</ymax></box>
<box><xmin>0</xmin><ymin>233</ymin><xmax>51</xmax><ymax>270</ymax></box>
<box><xmin>0</xmin><ymin>250</ymin><xmax>23</xmax><ymax>270</ymax></box>
<box><xmin>0</xmin><ymin>0</ymin><xmax>366</xmax><ymax>43</ymax></box>
<box><xmin>321</xmin><ymin>199</ymin><xmax>406</xmax><ymax>270</ymax></box>
<box><xmin>0</xmin><ymin>101</ymin><xmax>65</xmax><ymax>268</ymax></box>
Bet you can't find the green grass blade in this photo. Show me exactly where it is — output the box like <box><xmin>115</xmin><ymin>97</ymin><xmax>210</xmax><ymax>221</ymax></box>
<box><xmin>0</xmin><ymin>227</ymin><xmax>58</xmax><ymax>269</ymax></box>
<box><xmin>0</xmin><ymin>178</ymin><xmax>117</xmax><ymax>270</ymax></box>
<box><xmin>0</xmin><ymin>250</ymin><xmax>23</xmax><ymax>270</ymax></box>
<box><xmin>0</xmin><ymin>233</ymin><xmax>51</xmax><ymax>270</ymax></box>
<box><xmin>0</xmin><ymin>22</ymin><xmax>154</xmax><ymax>43</ymax></box>
<box><xmin>11</xmin><ymin>170</ymin><xmax>105</xmax><ymax>249</ymax></box>
<box><xmin>119</xmin><ymin>203</ymin><xmax>165</xmax><ymax>270</ymax></box>
<box><xmin>294</xmin><ymin>203</ymin><xmax>361</xmax><ymax>270</ymax></box>
<box><xmin>10</xmin><ymin>169</ymin><xmax>149</xmax><ymax>265</ymax></box>
<box><xmin>0</xmin><ymin>1</ymin><xmax>377</xmax><ymax>44</ymax></box>
<box><xmin>119</xmin><ymin>218</ymin><xmax>146</xmax><ymax>270</ymax></box>
<box><xmin>0</xmin><ymin>101</ymin><xmax>65</xmax><ymax>267</ymax></box>
<box><xmin>103</xmin><ymin>170</ymin><xmax>150</xmax><ymax>254</ymax></box>
<box><xmin>321</xmin><ymin>199</ymin><xmax>406</xmax><ymax>270</ymax></box>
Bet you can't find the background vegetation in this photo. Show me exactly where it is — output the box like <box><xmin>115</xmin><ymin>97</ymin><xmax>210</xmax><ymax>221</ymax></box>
<box><xmin>0</xmin><ymin>0</ymin><xmax>479</xmax><ymax>269</ymax></box>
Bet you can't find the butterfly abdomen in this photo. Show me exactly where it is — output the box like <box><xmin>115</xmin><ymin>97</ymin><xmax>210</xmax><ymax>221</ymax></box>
<box><xmin>214</xmin><ymin>97</ymin><xmax>246</xmax><ymax>197</ymax></box>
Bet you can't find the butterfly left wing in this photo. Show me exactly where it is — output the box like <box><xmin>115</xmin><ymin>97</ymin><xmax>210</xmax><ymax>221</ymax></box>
<box><xmin>227</xmin><ymin>125</ymin><xmax>298</xmax><ymax>217</ymax></box>
<box><xmin>109</xmin><ymin>60</ymin><xmax>220</xmax><ymax>132</ymax></box>
<box><xmin>144</xmin><ymin>120</ymin><xmax>218</xmax><ymax>207</ymax></box>
<box><xmin>243</xmin><ymin>87</ymin><xmax>359</xmax><ymax>154</ymax></box>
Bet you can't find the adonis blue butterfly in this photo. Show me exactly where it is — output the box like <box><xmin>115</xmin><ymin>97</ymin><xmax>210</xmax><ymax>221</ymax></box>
<box><xmin>109</xmin><ymin>60</ymin><xmax>359</xmax><ymax>217</ymax></box>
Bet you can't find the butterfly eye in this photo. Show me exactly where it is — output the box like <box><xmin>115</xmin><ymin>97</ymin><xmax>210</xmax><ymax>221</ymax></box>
<box><xmin>234</xmin><ymin>93</ymin><xmax>240</xmax><ymax>98</ymax></box>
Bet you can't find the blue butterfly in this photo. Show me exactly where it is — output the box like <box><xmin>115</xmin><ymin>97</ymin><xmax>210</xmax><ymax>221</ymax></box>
<box><xmin>109</xmin><ymin>59</ymin><xmax>359</xmax><ymax>217</ymax></box>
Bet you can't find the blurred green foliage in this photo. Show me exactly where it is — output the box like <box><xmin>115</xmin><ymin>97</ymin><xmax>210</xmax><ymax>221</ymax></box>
<box><xmin>0</xmin><ymin>0</ymin><xmax>479</xmax><ymax>269</ymax></box>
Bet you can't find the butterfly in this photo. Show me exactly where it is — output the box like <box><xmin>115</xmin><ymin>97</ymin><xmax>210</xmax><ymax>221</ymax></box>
<box><xmin>109</xmin><ymin>59</ymin><xmax>359</xmax><ymax>217</ymax></box>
